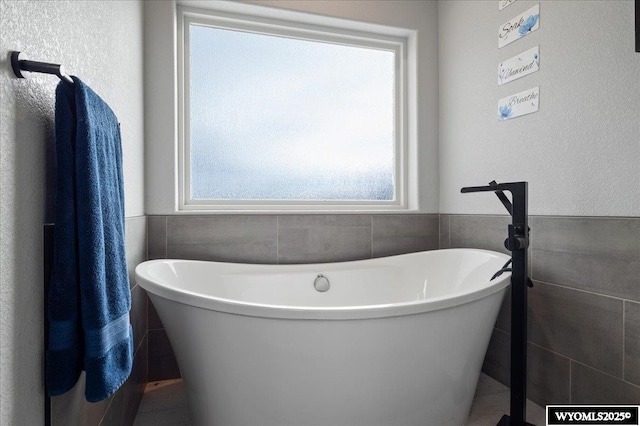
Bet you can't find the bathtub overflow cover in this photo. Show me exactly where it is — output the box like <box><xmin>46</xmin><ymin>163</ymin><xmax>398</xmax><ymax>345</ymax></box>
<box><xmin>314</xmin><ymin>274</ymin><xmax>330</xmax><ymax>292</ymax></box>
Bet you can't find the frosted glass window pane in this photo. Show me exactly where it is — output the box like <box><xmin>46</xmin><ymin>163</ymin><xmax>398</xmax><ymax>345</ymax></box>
<box><xmin>189</xmin><ymin>24</ymin><xmax>396</xmax><ymax>201</ymax></box>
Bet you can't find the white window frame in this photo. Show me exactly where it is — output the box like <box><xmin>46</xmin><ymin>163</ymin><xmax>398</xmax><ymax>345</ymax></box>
<box><xmin>177</xmin><ymin>4</ymin><xmax>417</xmax><ymax>212</ymax></box>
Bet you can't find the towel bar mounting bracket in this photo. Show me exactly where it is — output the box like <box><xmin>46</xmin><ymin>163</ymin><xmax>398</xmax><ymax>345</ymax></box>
<box><xmin>11</xmin><ymin>51</ymin><xmax>73</xmax><ymax>84</ymax></box>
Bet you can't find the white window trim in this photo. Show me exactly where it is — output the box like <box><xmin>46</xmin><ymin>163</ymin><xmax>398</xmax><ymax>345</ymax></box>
<box><xmin>176</xmin><ymin>2</ymin><xmax>418</xmax><ymax>213</ymax></box>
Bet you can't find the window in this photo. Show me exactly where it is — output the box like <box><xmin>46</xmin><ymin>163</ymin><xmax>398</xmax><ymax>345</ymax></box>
<box><xmin>178</xmin><ymin>6</ymin><xmax>415</xmax><ymax>211</ymax></box>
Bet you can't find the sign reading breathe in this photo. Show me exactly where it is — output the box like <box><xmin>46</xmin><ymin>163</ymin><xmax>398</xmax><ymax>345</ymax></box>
<box><xmin>498</xmin><ymin>87</ymin><xmax>540</xmax><ymax>121</ymax></box>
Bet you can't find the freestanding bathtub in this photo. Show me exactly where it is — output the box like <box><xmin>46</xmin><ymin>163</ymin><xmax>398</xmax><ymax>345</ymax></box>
<box><xmin>135</xmin><ymin>248</ymin><xmax>511</xmax><ymax>426</ymax></box>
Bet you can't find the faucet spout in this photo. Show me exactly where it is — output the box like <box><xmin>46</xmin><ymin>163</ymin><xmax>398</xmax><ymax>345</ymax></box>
<box><xmin>461</xmin><ymin>180</ymin><xmax>514</xmax><ymax>215</ymax></box>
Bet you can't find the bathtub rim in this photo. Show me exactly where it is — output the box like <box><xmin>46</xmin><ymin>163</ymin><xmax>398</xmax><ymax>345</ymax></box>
<box><xmin>136</xmin><ymin>248</ymin><xmax>511</xmax><ymax>320</ymax></box>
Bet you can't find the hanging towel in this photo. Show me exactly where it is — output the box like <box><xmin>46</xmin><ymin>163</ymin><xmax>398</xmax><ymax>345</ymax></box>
<box><xmin>47</xmin><ymin>77</ymin><xmax>133</xmax><ymax>402</ymax></box>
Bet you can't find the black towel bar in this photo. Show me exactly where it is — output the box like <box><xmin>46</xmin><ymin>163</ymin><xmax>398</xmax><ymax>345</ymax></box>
<box><xmin>11</xmin><ymin>51</ymin><xmax>73</xmax><ymax>84</ymax></box>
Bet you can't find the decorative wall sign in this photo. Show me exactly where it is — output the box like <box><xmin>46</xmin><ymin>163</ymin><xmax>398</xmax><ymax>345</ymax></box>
<box><xmin>498</xmin><ymin>86</ymin><xmax>539</xmax><ymax>121</ymax></box>
<box><xmin>498</xmin><ymin>46</ymin><xmax>539</xmax><ymax>85</ymax></box>
<box><xmin>498</xmin><ymin>4</ymin><xmax>540</xmax><ymax>48</ymax></box>
<box><xmin>499</xmin><ymin>0</ymin><xmax>517</xmax><ymax>11</ymax></box>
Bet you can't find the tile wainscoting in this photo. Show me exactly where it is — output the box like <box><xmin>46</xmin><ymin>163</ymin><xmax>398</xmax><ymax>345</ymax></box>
<box><xmin>147</xmin><ymin>214</ymin><xmax>440</xmax><ymax>264</ymax></box>
<box><xmin>143</xmin><ymin>213</ymin><xmax>640</xmax><ymax>407</ymax></box>
<box><xmin>442</xmin><ymin>215</ymin><xmax>640</xmax><ymax>406</ymax></box>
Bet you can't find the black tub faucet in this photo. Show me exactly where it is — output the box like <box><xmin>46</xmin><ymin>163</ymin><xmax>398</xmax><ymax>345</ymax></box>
<box><xmin>461</xmin><ymin>180</ymin><xmax>534</xmax><ymax>426</ymax></box>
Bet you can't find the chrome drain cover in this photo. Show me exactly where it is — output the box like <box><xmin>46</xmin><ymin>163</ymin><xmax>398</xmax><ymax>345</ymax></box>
<box><xmin>314</xmin><ymin>274</ymin><xmax>330</xmax><ymax>292</ymax></box>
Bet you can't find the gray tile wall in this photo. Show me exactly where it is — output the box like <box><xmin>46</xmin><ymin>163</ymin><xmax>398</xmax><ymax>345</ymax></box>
<box><xmin>145</xmin><ymin>213</ymin><xmax>440</xmax><ymax>380</ymax></box>
<box><xmin>148</xmin><ymin>214</ymin><xmax>439</xmax><ymax>264</ymax></box>
<box><xmin>443</xmin><ymin>214</ymin><xmax>640</xmax><ymax>407</ymax></box>
<box><xmin>625</xmin><ymin>301</ymin><xmax>640</xmax><ymax>385</ymax></box>
<box><xmin>51</xmin><ymin>216</ymin><xmax>148</xmax><ymax>426</ymax></box>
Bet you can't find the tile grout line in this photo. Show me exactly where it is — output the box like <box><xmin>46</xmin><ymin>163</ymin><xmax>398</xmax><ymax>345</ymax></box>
<box><xmin>569</xmin><ymin>360</ymin><xmax>572</xmax><ymax>404</ymax></box>
<box><xmin>500</xmin><ymin>329</ymin><xmax>639</xmax><ymax>390</ymax></box>
<box><xmin>163</xmin><ymin>216</ymin><xmax>168</xmax><ymax>258</ymax></box>
<box><xmin>370</xmin><ymin>215</ymin><xmax>373</xmax><ymax>259</ymax></box>
<box><xmin>622</xmin><ymin>300</ymin><xmax>626</xmax><ymax>381</ymax></box>
<box><xmin>527</xmin><ymin>339</ymin><xmax>572</xmax><ymax>362</ymax></box>
<box><xmin>501</xmin><ymin>329</ymin><xmax>629</xmax><ymax>384</ymax></box>
<box><xmin>137</xmin><ymin>405</ymin><xmax>190</xmax><ymax>417</ymax></box>
<box><xmin>491</xmin><ymin>327</ymin><xmax>631</xmax><ymax>393</ymax></box>
<box><xmin>533</xmin><ymin>278</ymin><xmax>633</xmax><ymax>303</ymax></box>
<box><xmin>570</xmin><ymin>358</ymin><xmax>640</xmax><ymax>389</ymax></box>
<box><xmin>446</xmin><ymin>214</ymin><xmax>640</xmax><ymax>220</ymax></box>
<box><xmin>133</xmin><ymin>329</ymin><xmax>149</xmax><ymax>357</ymax></box>
<box><xmin>276</xmin><ymin>215</ymin><xmax>280</xmax><ymax>265</ymax></box>
<box><xmin>98</xmin><ymin>386</ymin><xmax>118</xmax><ymax>426</ymax></box>
<box><xmin>145</xmin><ymin>215</ymin><xmax>149</xmax><ymax>262</ymax></box>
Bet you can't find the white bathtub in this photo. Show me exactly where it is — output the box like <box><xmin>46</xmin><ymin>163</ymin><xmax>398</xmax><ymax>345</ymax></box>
<box><xmin>135</xmin><ymin>248</ymin><xmax>511</xmax><ymax>426</ymax></box>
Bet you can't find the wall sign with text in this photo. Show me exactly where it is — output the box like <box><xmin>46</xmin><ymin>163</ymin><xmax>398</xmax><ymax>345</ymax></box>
<box><xmin>498</xmin><ymin>87</ymin><xmax>539</xmax><ymax>121</ymax></box>
<box><xmin>498</xmin><ymin>4</ymin><xmax>540</xmax><ymax>48</ymax></box>
<box><xmin>499</xmin><ymin>0</ymin><xmax>517</xmax><ymax>11</ymax></box>
<box><xmin>498</xmin><ymin>46</ymin><xmax>540</xmax><ymax>85</ymax></box>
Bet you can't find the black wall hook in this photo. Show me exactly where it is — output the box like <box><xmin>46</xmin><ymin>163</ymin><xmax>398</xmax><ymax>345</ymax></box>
<box><xmin>11</xmin><ymin>51</ymin><xmax>73</xmax><ymax>85</ymax></box>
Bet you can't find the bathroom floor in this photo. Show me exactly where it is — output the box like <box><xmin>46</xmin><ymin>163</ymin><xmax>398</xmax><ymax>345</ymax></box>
<box><xmin>133</xmin><ymin>373</ymin><xmax>546</xmax><ymax>426</ymax></box>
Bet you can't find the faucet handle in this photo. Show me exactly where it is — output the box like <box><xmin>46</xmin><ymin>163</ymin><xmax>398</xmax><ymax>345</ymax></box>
<box><xmin>504</xmin><ymin>224</ymin><xmax>529</xmax><ymax>251</ymax></box>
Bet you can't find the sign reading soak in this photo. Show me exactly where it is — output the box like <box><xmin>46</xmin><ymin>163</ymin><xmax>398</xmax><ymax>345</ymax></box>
<box><xmin>498</xmin><ymin>46</ymin><xmax>540</xmax><ymax>85</ymax></box>
<box><xmin>498</xmin><ymin>86</ymin><xmax>539</xmax><ymax>121</ymax></box>
<box><xmin>498</xmin><ymin>4</ymin><xmax>540</xmax><ymax>48</ymax></box>
<box><xmin>498</xmin><ymin>0</ymin><xmax>517</xmax><ymax>11</ymax></box>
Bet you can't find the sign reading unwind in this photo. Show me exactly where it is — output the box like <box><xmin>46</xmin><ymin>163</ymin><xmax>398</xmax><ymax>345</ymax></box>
<box><xmin>498</xmin><ymin>46</ymin><xmax>539</xmax><ymax>85</ymax></box>
<box><xmin>498</xmin><ymin>86</ymin><xmax>539</xmax><ymax>121</ymax></box>
<box><xmin>498</xmin><ymin>4</ymin><xmax>540</xmax><ymax>48</ymax></box>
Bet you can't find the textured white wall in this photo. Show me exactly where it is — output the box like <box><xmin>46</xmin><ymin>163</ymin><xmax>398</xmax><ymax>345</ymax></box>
<box><xmin>439</xmin><ymin>0</ymin><xmax>640</xmax><ymax>216</ymax></box>
<box><xmin>145</xmin><ymin>0</ymin><xmax>440</xmax><ymax>214</ymax></box>
<box><xmin>0</xmin><ymin>1</ymin><xmax>144</xmax><ymax>424</ymax></box>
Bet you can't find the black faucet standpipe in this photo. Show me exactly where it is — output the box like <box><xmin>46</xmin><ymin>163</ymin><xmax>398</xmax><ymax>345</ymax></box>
<box><xmin>461</xmin><ymin>181</ymin><xmax>534</xmax><ymax>426</ymax></box>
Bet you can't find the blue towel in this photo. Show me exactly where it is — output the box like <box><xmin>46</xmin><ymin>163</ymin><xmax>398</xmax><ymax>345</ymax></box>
<box><xmin>47</xmin><ymin>77</ymin><xmax>133</xmax><ymax>402</ymax></box>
